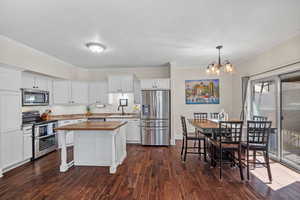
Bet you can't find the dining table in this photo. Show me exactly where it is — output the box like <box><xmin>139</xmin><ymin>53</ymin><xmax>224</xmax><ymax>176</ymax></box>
<box><xmin>188</xmin><ymin>118</ymin><xmax>276</xmax><ymax>139</ymax></box>
<box><xmin>187</xmin><ymin>118</ymin><xmax>276</xmax><ymax>164</ymax></box>
<box><xmin>187</xmin><ymin>118</ymin><xmax>245</xmax><ymax>166</ymax></box>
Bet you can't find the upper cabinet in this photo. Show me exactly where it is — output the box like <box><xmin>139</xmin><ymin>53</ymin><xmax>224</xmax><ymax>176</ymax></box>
<box><xmin>53</xmin><ymin>80</ymin><xmax>88</xmax><ymax>105</ymax></box>
<box><xmin>53</xmin><ymin>80</ymin><xmax>71</xmax><ymax>104</ymax></box>
<box><xmin>0</xmin><ymin>66</ymin><xmax>22</xmax><ymax>133</ymax></box>
<box><xmin>133</xmin><ymin>79</ymin><xmax>141</xmax><ymax>104</ymax></box>
<box><xmin>0</xmin><ymin>91</ymin><xmax>21</xmax><ymax>133</ymax></box>
<box><xmin>0</xmin><ymin>67</ymin><xmax>21</xmax><ymax>92</ymax></box>
<box><xmin>108</xmin><ymin>75</ymin><xmax>134</xmax><ymax>93</ymax></box>
<box><xmin>141</xmin><ymin>79</ymin><xmax>170</xmax><ymax>90</ymax></box>
<box><xmin>88</xmin><ymin>81</ymin><xmax>108</xmax><ymax>104</ymax></box>
<box><xmin>21</xmin><ymin>72</ymin><xmax>49</xmax><ymax>91</ymax></box>
<box><xmin>71</xmin><ymin>81</ymin><xmax>88</xmax><ymax>104</ymax></box>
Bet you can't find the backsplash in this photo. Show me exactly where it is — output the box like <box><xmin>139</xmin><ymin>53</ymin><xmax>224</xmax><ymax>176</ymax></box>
<box><xmin>22</xmin><ymin>93</ymin><xmax>140</xmax><ymax>115</ymax></box>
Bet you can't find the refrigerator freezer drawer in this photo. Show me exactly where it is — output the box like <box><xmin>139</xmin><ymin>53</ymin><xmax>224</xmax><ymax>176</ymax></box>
<box><xmin>140</xmin><ymin>119</ymin><xmax>169</xmax><ymax>127</ymax></box>
<box><xmin>141</xmin><ymin>127</ymin><xmax>170</xmax><ymax>145</ymax></box>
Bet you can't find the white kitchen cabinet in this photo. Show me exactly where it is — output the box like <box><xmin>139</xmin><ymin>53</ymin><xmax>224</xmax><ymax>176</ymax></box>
<box><xmin>23</xmin><ymin>134</ymin><xmax>32</xmax><ymax>160</ymax></box>
<box><xmin>53</xmin><ymin>80</ymin><xmax>88</xmax><ymax>105</ymax></box>
<box><xmin>58</xmin><ymin>120</ymin><xmax>74</xmax><ymax>146</ymax></box>
<box><xmin>0</xmin><ymin>92</ymin><xmax>21</xmax><ymax>133</ymax></box>
<box><xmin>35</xmin><ymin>76</ymin><xmax>49</xmax><ymax>91</ymax></box>
<box><xmin>58</xmin><ymin>119</ymin><xmax>87</xmax><ymax>147</ymax></box>
<box><xmin>88</xmin><ymin>81</ymin><xmax>108</xmax><ymax>104</ymax></box>
<box><xmin>133</xmin><ymin>79</ymin><xmax>141</xmax><ymax>104</ymax></box>
<box><xmin>1</xmin><ymin>130</ymin><xmax>23</xmax><ymax>169</ymax></box>
<box><xmin>121</xmin><ymin>76</ymin><xmax>134</xmax><ymax>93</ymax></box>
<box><xmin>126</xmin><ymin>119</ymin><xmax>141</xmax><ymax>143</ymax></box>
<box><xmin>0</xmin><ymin>67</ymin><xmax>21</xmax><ymax>92</ymax></box>
<box><xmin>141</xmin><ymin>79</ymin><xmax>170</xmax><ymax>90</ymax></box>
<box><xmin>108</xmin><ymin>75</ymin><xmax>134</xmax><ymax>93</ymax></box>
<box><xmin>108</xmin><ymin>76</ymin><xmax>122</xmax><ymax>93</ymax></box>
<box><xmin>21</xmin><ymin>72</ymin><xmax>49</xmax><ymax>90</ymax></box>
<box><xmin>53</xmin><ymin>80</ymin><xmax>71</xmax><ymax>104</ymax></box>
<box><xmin>71</xmin><ymin>81</ymin><xmax>88</xmax><ymax>104</ymax></box>
<box><xmin>106</xmin><ymin>118</ymin><xmax>140</xmax><ymax>143</ymax></box>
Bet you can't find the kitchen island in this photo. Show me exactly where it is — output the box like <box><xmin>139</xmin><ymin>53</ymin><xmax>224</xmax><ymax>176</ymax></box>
<box><xmin>55</xmin><ymin>121</ymin><xmax>127</xmax><ymax>174</ymax></box>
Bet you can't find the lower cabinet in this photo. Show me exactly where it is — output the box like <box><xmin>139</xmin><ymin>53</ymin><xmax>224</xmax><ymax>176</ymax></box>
<box><xmin>23</xmin><ymin>134</ymin><xmax>33</xmax><ymax>161</ymax></box>
<box><xmin>126</xmin><ymin>119</ymin><xmax>141</xmax><ymax>144</ymax></box>
<box><xmin>58</xmin><ymin>119</ymin><xmax>87</xmax><ymax>147</ymax></box>
<box><xmin>1</xmin><ymin>130</ymin><xmax>23</xmax><ymax>169</ymax></box>
<box><xmin>107</xmin><ymin>118</ymin><xmax>141</xmax><ymax>144</ymax></box>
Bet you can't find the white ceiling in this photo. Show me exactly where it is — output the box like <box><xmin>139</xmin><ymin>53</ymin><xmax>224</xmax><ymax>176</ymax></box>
<box><xmin>1</xmin><ymin>0</ymin><xmax>300</xmax><ymax>69</ymax></box>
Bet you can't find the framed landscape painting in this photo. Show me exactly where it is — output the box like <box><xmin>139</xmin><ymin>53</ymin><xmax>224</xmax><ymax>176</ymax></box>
<box><xmin>185</xmin><ymin>79</ymin><xmax>220</xmax><ymax>104</ymax></box>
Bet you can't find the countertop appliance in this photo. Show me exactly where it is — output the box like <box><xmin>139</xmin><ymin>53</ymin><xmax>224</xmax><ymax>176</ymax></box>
<box><xmin>22</xmin><ymin>111</ymin><xmax>58</xmax><ymax>160</ymax></box>
<box><xmin>21</xmin><ymin>88</ymin><xmax>49</xmax><ymax>106</ymax></box>
<box><xmin>140</xmin><ymin>90</ymin><xmax>170</xmax><ymax>145</ymax></box>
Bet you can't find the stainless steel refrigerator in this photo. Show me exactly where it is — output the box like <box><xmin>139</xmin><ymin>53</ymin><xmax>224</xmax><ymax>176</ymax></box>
<box><xmin>140</xmin><ymin>90</ymin><xmax>170</xmax><ymax>145</ymax></box>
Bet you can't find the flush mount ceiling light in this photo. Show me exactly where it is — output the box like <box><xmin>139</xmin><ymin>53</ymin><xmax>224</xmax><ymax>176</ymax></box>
<box><xmin>86</xmin><ymin>42</ymin><xmax>106</xmax><ymax>53</ymax></box>
<box><xmin>206</xmin><ymin>45</ymin><xmax>234</xmax><ymax>75</ymax></box>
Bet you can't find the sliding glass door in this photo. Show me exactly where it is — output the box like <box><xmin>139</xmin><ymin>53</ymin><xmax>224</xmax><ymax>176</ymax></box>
<box><xmin>251</xmin><ymin>77</ymin><xmax>280</xmax><ymax>157</ymax></box>
<box><xmin>281</xmin><ymin>73</ymin><xmax>300</xmax><ymax>170</ymax></box>
<box><xmin>250</xmin><ymin>72</ymin><xmax>300</xmax><ymax>170</ymax></box>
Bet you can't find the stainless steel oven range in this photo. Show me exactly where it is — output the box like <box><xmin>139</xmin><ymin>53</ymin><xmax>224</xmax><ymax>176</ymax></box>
<box><xmin>33</xmin><ymin>120</ymin><xmax>58</xmax><ymax>159</ymax></box>
<box><xmin>22</xmin><ymin>111</ymin><xmax>58</xmax><ymax>160</ymax></box>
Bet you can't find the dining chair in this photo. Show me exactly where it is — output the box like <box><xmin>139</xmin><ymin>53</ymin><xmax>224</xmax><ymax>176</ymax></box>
<box><xmin>251</xmin><ymin>115</ymin><xmax>268</xmax><ymax>168</ymax></box>
<box><xmin>180</xmin><ymin>116</ymin><xmax>206</xmax><ymax>162</ymax></box>
<box><xmin>242</xmin><ymin>120</ymin><xmax>272</xmax><ymax>182</ymax></box>
<box><xmin>253</xmin><ymin>115</ymin><xmax>268</xmax><ymax>121</ymax></box>
<box><xmin>194</xmin><ymin>112</ymin><xmax>208</xmax><ymax>121</ymax></box>
<box><xmin>193</xmin><ymin>113</ymin><xmax>208</xmax><ymax>161</ymax></box>
<box><xmin>210</xmin><ymin>121</ymin><xmax>244</xmax><ymax>180</ymax></box>
<box><xmin>210</xmin><ymin>112</ymin><xmax>219</xmax><ymax>119</ymax></box>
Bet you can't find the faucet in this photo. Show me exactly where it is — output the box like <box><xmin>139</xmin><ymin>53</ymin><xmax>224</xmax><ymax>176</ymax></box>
<box><xmin>117</xmin><ymin>105</ymin><xmax>125</xmax><ymax>115</ymax></box>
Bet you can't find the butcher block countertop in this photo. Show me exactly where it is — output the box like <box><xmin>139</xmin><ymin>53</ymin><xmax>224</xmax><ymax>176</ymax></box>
<box><xmin>55</xmin><ymin>121</ymin><xmax>127</xmax><ymax>131</ymax></box>
<box><xmin>48</xmin><ymin>113</ymin><xmax>139</xmax><ymax>120</ymax></box>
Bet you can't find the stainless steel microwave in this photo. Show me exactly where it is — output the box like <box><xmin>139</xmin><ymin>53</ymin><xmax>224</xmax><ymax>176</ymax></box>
<box><xmin>21</xmin><ymin>88</ymin><xmax>49</xmax><ymax>106</ymax></box>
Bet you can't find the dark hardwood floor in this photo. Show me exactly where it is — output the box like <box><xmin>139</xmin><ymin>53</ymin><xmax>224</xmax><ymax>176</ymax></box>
<box><xmin>0</xmin><ymin>141</ymin><xmax>299</xmax><ymax>200</ymax></box>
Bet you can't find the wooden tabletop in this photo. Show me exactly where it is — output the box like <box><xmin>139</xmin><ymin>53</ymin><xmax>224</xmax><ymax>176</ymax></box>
<box><xmin>49</xmin><ymin>113</ymin><xmax>139</xmax><ymax>120</ymax></box>
<box><xmin>188</xmin><ymin>119</ymin><xmax>218</xmax><ymax>129</ymax></box>
<box><xmin>55</xmin><ymin>121</ymin><xmax>127</xmax><ymax>131</ymax></box>
<box><xmin>188</xmin><ymin>119</ymin><xmax>243</xmax><ymax>129</ymax></box>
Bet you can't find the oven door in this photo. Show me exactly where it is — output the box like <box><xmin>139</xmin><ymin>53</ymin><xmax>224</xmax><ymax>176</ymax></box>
<box><xmin>21</xmin><ymin>89</ymin><xmax>49</xmax><ymax>106</ymax></box>
<box><xmin>34</xmin><ymin>134</ymin><xmax>58</xmax><ymax>159</ymax></box>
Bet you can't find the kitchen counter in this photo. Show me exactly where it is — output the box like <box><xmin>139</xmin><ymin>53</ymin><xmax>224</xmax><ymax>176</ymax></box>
<box><xmin>49</xmin><ymin>113</ymin><xmax>139</xmax><ymax>120</ymax></box>
<box><xmin>55</xmin><ymin>121</ymin><xmax>127</xmax><ymax>131</ymax></box>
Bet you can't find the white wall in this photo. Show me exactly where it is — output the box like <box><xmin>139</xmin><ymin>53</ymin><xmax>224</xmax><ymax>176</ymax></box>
<box><xmin>0</xmin><ymin>35</ymin><xmax>90</xmax><ymax>80</ymax></box>
<box><xmin>170</xmin><ymin>65</ymin><xmax>233</xmax><ymax>140</ymax></box>
<box><xmin>232</xmin><ymin>34</ymin><xmax>300</xmax><ymax>118</ymax></box>
<box><xmin>88</xmin><ymin>66</ymin><xmax>170</xmax><ymax>80</ymax></box>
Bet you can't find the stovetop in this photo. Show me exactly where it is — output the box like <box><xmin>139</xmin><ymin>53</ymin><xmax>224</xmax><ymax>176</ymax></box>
<box><xmin>22</xmin><ymin>111</ymin><xmax>57</xmax><ymax>127</ymax></box>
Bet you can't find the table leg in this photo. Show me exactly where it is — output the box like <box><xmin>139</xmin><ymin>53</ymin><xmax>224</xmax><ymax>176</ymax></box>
<box><xmin>60</xmin><ymin>131</ymin><xmax>69</xmax><ymax>172</ymax></box>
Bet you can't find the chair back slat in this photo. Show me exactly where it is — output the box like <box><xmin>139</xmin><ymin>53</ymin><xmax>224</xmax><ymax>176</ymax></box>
<box><xmin>253</xmin><ymin>115</ymin><xmax>268</xmax><ymax>121</ymax></box>
<box><xmin>247</xmin><ymin>121</ymin><xmax>272</xmax><ymax>145</ymax></box>
<box><xmin>180</xmin><ymin>116</ymin><xmax>187</xmax><ymax>137</ymax></box>
<box><xmin>215</xmin><ymin>121</ymin><xmax>243</xmax><ymax>143</ymax></box>
<box><xmin>194</xmin><ymin>112</ymin><xmax>208</xmax><ymax>121</ymax></box>
<box><xmin>210</xmin><ymin>112</ymin><xmax>219</xmax><ymax>119</ymax></box>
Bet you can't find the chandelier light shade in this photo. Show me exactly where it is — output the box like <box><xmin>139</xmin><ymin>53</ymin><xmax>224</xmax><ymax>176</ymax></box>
<box><xmin>206</xmin><ymin>45</ymin><xmax>234</xmax><ymax>75</ymax></box>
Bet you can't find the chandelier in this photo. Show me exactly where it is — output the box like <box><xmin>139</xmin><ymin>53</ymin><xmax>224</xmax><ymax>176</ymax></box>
<box><xmin>206</xmin><ymin>45</ymin><xmax>234</xmax><ymax>75</ymax></box>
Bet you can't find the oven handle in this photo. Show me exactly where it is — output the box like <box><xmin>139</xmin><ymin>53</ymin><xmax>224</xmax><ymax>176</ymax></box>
<box><xmin>35</xmin><ymin>133</ymin><xmax>56</xmax><ymax>139</ymax></box>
